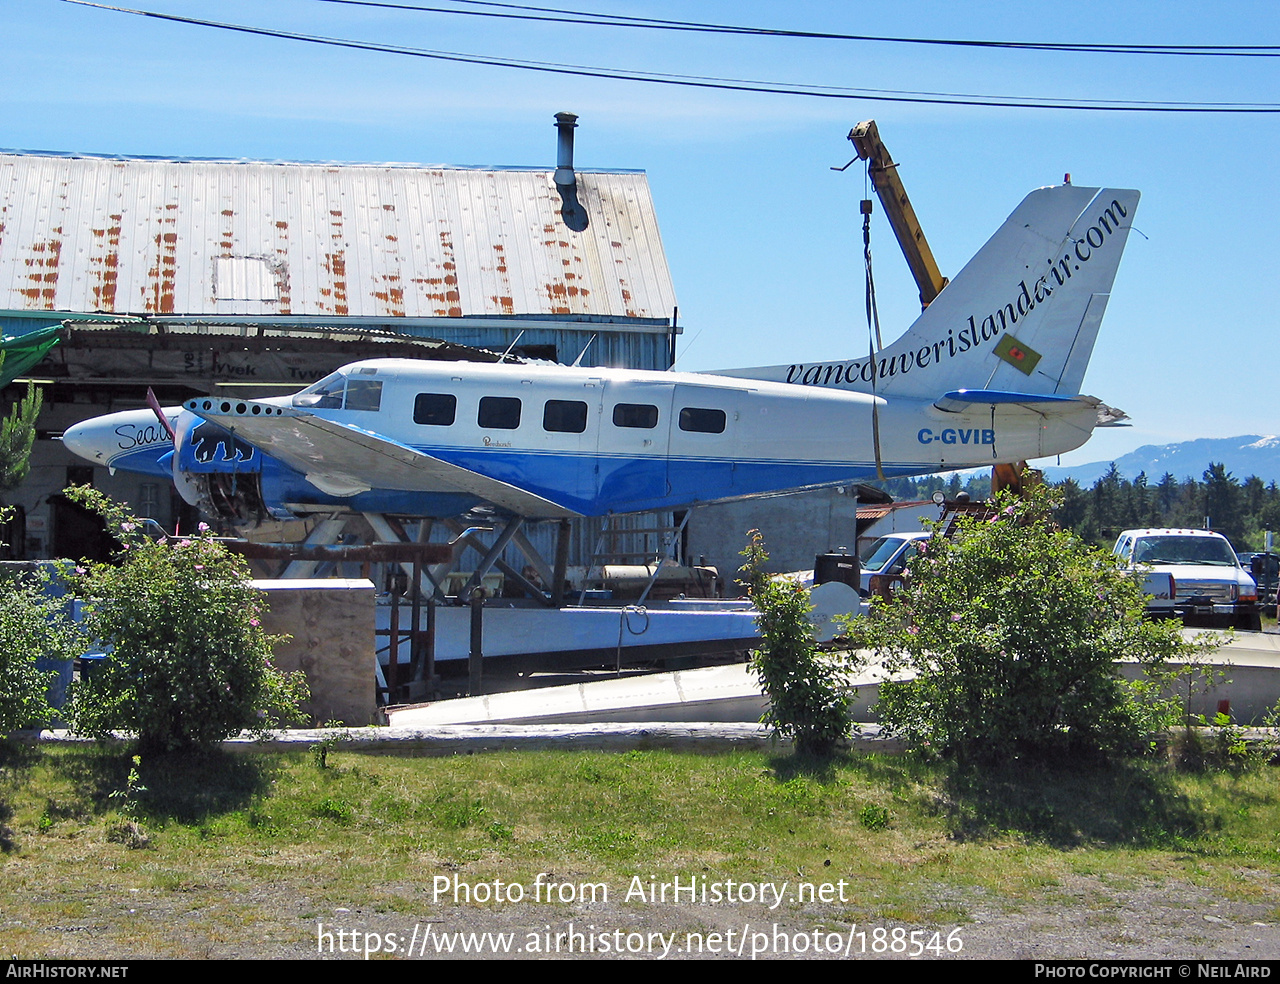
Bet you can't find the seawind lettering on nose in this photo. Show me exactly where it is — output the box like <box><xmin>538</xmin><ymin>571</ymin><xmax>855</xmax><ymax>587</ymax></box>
<box><xmin>918</xmin><ymin>428</ymin><xmax>995</xmax><ymax>446</ymax></box>
<box><xmin>115</xmin><ymin>422</ymin><xmax>171</xmax><ymax>451</ymax></box>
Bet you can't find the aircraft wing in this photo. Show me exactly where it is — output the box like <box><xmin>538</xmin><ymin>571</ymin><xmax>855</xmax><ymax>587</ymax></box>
<box><xmin>182</xmin><ymin>399</ymin><xmax>581</xmax><ymax>518</ymax></box>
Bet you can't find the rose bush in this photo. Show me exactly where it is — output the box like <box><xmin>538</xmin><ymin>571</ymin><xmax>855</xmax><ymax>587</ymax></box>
<box><xmin>67</xmin><ymin>487</ymin><xmax>307</xmax><ymax>753</ymax></box>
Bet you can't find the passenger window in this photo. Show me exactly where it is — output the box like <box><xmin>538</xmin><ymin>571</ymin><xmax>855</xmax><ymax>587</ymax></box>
<box><xmin>678</xmin><ymin>407</ymin><xmax>726</xmax><ymax>434</ymax></box>
<box><xmin>343</xmin><ymin>379</ymin><xmax>383</xmax><ymax>412</ymax></box>
<box><xmin>478</xmin><ymin>396</ymin><xmax>522</xmax><ymax>429</ymax></box>
<box><xmin>612</xmin><ymin>403</ymin><xmax>659</xmax><ymax>429</ymax></box>
<box><xmin>543</xmin><ymin>400</ymin><xmax>588</xmax><ymax>434</ymax></box>
<box><xmin>414</xmin><ymin>393</ymin><xmax>457</xmax><ymax>426</ymax></box>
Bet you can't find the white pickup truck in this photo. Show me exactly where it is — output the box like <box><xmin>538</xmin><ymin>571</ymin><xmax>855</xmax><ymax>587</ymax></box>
<box><xmin>1112</xmin><ymin>528</ymin><xmax>1260</xmax><ymax>630</ymax></box>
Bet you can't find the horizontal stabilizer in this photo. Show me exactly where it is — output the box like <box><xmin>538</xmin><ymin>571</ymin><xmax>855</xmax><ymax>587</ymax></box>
<box><xmin>183</xmin><ymin>399</ymin><xmax>581</xmax><ymax>518</ymax></box>
<box><xmin>932</xmin><ymin>389</ymin><xmax>1128</xmax><ymax>428</ymax></box>
<box><xmin>935</xmin><ymin>389</ymin><xmax>1079</xmax><ymax>409</ymax></box>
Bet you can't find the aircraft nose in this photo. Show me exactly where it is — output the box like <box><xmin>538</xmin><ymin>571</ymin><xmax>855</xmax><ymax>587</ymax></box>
<box><xmin>61</xmin><ymin>418</ymin><xmax>109</xmax><ymax>464</ymax></box>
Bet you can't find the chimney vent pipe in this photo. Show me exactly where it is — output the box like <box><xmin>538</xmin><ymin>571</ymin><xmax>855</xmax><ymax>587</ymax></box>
<box><xmin>554</xmin><ymin>111</ymin><xmax>578</xmax><ymax>188</ymax></box>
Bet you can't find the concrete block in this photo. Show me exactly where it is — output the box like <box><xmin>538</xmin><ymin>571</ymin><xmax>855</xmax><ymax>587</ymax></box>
<box><xmin>252</xmin><ymin>578</ymin><xmax>377</xmax><ymax>726</ymax></box>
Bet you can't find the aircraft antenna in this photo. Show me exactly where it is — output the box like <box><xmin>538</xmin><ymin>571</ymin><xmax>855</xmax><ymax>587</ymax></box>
<box><xmin>570</xmin><ymin>333</ymin><xmax>597</xmax><ymax>367</ymax></box>
<box><xmin>499</xmin><ymin>329</ymin><xmax>526</xmax><ymax>362</ymax></box>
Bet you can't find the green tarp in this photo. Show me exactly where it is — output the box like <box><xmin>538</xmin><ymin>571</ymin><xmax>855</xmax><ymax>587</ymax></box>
<box><xmin>0</xmin><ymin>324</ymin><xmax>63</xmax><ymax>387</ymax></box>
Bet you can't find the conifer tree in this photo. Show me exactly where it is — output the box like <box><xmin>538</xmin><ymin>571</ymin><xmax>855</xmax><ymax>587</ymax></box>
<box><xmin>0</xmin><ymin>350</ymin><xmax>43</xmax><ymax>502</ymax></box>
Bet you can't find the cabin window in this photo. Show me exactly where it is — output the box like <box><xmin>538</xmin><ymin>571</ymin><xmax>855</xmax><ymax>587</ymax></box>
<box><xmin>612</xmin><ymin>403</ymin><xmax>659</xmax><ymax>429</ymax></box>
<box><xmin>678</xmin><ymin>407</ymin><xmax>726</xmax><ymax>434</ymax></box>
<box><xmin>343</xmin><ymin>378</ymin><xmax>383</xmax><ymax>412</ymax></box>
<box><xmin>543</xmin><ymin>399</ymin><xmax>588</xmax><ymax>434</ymax></box>
<box><xmin>478</xmin><ymin>396</ymin><xmax>522</xmax><ymax>429</ymax></box>
<box><xmin>414</xmin><ymin>393</ymin><xmax>457</xmax><ymax>426</ymax></box>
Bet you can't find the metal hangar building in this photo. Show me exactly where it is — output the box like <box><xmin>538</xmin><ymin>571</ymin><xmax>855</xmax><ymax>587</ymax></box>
<box><xmin>0</xmin><ymin>115</ymin><xmax>683</xmax><ymax>565</ymax></box>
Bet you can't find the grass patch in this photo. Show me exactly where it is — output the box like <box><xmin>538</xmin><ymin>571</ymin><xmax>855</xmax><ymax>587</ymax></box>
<box><xmin>0</xmin><ymin>741</ymin><xmax>1278</xmax><ymax>956</ymax></box>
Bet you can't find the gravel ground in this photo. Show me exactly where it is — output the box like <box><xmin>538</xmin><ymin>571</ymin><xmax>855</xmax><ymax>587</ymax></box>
<box><xmin>17</xmin><ymin>868</ymin><xmax>1277</xmax><ymax>961</ymax></box>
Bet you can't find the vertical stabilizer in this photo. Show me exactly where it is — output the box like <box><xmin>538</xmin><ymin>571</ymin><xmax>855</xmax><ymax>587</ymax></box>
<box><xmin>717</xmin><ymin>184</ymin><xmax>1139</xmax><ymax>398</ymax></box>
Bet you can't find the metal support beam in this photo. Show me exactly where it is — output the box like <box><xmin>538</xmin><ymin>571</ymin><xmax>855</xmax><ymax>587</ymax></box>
<box><xmin>363</xmin><ymin>512</ymin><xmax>448</xmax><ymax>601</ymax></box>
<box><xmin>637</xmin><ymin>507</ymin><xmax>695</xmax><ymax>606</ymax></box>
<box><xmin>438</xmin><ymin>519</ymin><xmax>552</xmax><ymax>605</ymax></box>
<box><xmin>577</xmin><ymin>516</ymin><xmax>610</xmax><ymax>607</ymax></box>
<box><xmin>511</xmin><ymin>526</ymin><xmax>556</xmax><ymax>587</ymax></box>
<box><xmin>460</xmin><ymin>517</ymin><xmax>525</xmax><ymax>597</ymax></box>
<box><xmin>492</xmin><ymin>557</ymin><xmax>555</xmax><ymax>606</ymax></box>
<box><xmin>280</xmin><ymin>515</ymin><xmax>348</xmax><ymax>578</ymax></box>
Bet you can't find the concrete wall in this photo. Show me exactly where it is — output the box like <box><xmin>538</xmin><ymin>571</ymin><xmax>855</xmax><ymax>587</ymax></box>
<box><xmin>254</xmin><ymin>578</ymin><xmax>377</xmax><ymax>727</ymax></box>
<box><xmin>685</xmin><ymin>488</ymin><xmax>861</xmax><ymax>591</ymax></box>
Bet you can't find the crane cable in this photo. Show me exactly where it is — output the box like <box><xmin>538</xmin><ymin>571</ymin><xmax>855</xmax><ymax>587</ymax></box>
<box><xmin>862</xmin><ymin>187</ymin><xmax>886</xmax><ymax>480</ymax></box>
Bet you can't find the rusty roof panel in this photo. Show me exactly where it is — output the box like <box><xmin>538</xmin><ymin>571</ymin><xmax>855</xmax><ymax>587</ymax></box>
<box><xmin>0</xmin><ymin>153</ymin><xmax>677</xmax><ymax>323</ymax></box>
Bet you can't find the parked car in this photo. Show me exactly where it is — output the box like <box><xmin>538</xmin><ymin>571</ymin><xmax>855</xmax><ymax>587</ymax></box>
<box><xmin>1236</xmin><ymin>552</ymin><xmax>1279</xmax><ymax>608</ymax></box>
<box><xmin>1113</xmin><ymin>529</ymin><xmax>1260</xmax><ymax>630</ymax></box>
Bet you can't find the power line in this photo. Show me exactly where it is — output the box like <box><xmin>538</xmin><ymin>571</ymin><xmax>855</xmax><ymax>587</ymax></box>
<box><xmin>63</xmin><ymin>1</ymin><xmax>1280</xmax><ymax>112</ymax></box>
<box><xmin>315</xmin><ymin>0</ymin><xmax>1280</xmax><ymax>57</ymax></box>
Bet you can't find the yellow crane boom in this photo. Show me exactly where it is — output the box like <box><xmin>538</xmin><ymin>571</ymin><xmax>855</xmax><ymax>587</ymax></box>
<box><xmin>848</xmin><ymin>120</ymin><xmax>949</xmax><ymax>307</ymax></box>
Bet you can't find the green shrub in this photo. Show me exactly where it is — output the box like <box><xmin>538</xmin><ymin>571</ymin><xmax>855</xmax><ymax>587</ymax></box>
<box><xmin>741</xmin><ymin>531</ymin><xmax>855</xmax><ymax>757</ymax></box>
<box><xmin>66</xmin><ymin>488</ymin><xmax>308</xmax><ymax>753</ymax></box>
<box><xmin>844</xmin><ymin>487</ymin><xmax>1209</xmax><ymax>762</ymax></box>
<box><xmin>0</xmin><ymin>569</ymin><xmax>84</xmax><ymax>733</ymax></box>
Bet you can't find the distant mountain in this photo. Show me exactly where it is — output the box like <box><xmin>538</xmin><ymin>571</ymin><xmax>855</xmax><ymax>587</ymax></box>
<box><xmin>1043</xmin><ymin>436</ymin><xmax>1280</xmax><ymax>487</ymax></box>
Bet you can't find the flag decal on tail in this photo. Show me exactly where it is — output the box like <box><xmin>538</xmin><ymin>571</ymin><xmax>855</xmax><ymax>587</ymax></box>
<box><xmin>993</xmin><ymin>334</ymin><xmax>1042</xmax><ymax>376</ymax></box>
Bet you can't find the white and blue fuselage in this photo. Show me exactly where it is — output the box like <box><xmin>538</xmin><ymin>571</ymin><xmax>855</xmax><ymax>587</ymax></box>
<box><xmin>66</xmin><ymin>358</ymin><xmax>1101</xmax><ymax>521</ymax></box>
<box><xmin>62</xmin><ymin>183</ymin><xmax>1138</xmax><ymax>521</ymax></box>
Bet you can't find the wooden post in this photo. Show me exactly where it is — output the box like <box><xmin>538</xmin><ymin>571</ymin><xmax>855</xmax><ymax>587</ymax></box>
<box><xmin>551</xmin><ymin>519</ymin><xmax>572</xmax><ymax>607</ymax></box>
<box><xmin>468</xmin><ymin>588</ymin><xmax>485</xmax><ymax>697</ymax></box>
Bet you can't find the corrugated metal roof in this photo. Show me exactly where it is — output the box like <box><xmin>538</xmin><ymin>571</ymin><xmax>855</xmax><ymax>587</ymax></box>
<box><xmin>0</xmin><ymin>152</ymin><xmax>677</xmax><ymax>324</ymax></box>
<box><xmin>855</xmin><ymin>499</ymin><xmax>934</xmax><ymax>520</ymax></box>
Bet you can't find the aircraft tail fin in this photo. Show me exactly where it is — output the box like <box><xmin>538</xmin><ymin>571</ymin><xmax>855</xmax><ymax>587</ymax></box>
<box><xmin>717</xmin><ymin>184</ymin><xmax>1139</xmax><ymax>399</ymax></box>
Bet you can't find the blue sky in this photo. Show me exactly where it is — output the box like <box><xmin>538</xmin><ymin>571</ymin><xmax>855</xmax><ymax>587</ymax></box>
<box><xmin>3</xmin><ymin>0</ymin><xmax>1277</xmax><ymax>468</ymax></box>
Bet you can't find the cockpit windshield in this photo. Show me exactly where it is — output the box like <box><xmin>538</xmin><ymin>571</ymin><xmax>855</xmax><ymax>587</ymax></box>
<box><xmin>292</xmin><ymin>370</ymin><xmax>383</xmax><ymax>411</ymax></box>
<box><xmin>292</xmin><ymin>372</ymin><xmax>346</xmax><ymax>409</ymax></box>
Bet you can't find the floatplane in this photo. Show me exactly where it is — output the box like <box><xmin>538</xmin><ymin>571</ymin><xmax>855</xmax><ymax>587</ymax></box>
<box><xmin>61</xmin><ymin>181</ymin><xmax>1139</xmax><ymax>674</ymax></box>
<box><xmin>66</xmin><ymin>182</ymin><xmax>1138</xmax><ymax>523</ymax></box>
